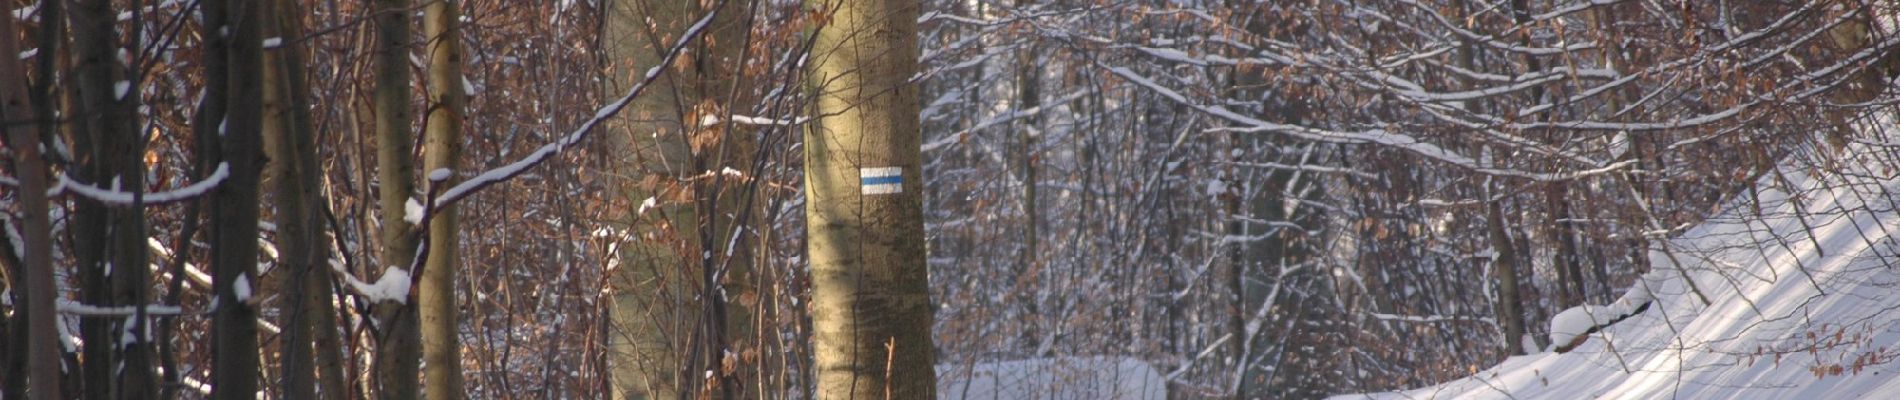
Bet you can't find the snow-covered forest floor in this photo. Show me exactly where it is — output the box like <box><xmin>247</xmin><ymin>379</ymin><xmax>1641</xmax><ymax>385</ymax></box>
<box><xmin>1336</xmin><ymin>120</ymin><xmax>1900</xmax><ymax>399</ymax></box>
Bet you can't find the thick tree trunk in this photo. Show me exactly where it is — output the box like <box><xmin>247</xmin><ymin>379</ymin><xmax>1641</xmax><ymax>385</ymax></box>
<box><xmin>261</xmin><ymin>4</ymin><xmax>314</xmax><ymax>397</ymax></box>
<box><xmin>602</xmin><ymin>0</ymin><xmax>693</xmax><ymax>397</ymax></box>
<box><xmin>267</xmin><ymin>3</ymin><xmax>351</xmax><ymax>397</ymax></box>
<box><xmin>806</xmin><ymin>0</ymin><xmax>937</xmax><ymax>398</ymax></box>
<box><xmin>195</xmin><ymin>0</ymin><xmax>232</xmax><ymax>398</ymax></box>
<box><xmin>0</xmin><ymin>6</ymin><xmax>62</xmax><ymax>398</ymax></box>
<box><xmin>68</xmin><ymin>0</ymin><xmax>154</xmax><ymax>396</ymax></box>
<box><xmin>262</xmin><ymin>0</ymin><xmax>346</xmax><ymax>397</ymax></box>
<box><xmin>209</xmin><ymin>0</ymin><xmax>266</xmax><ymax>398</ymax></box>
<box><xmin>420</xmin><ymin>1</ymin><xmax>468</xmax><ymax>398</ymax></box>
<box><xmin>602</xmin><ymin>0</ymin><xmax>754</xmax><ymax>398</ymax></box>
<box><xmin>370</xmin><ymin>0</ymin><xmax>421</xmax><ymax>396</ymax></box>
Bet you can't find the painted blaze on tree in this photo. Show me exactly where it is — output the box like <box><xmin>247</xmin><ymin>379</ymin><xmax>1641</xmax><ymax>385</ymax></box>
<box><xmin>805</xmin><ymin>0</ymin><xmax>937</xmax><ymax>398</ymax></box>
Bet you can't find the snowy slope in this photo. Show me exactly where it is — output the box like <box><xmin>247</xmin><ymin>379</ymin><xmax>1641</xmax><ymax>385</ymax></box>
<box><xmin>1335</xmin><ymin>139</ymin><xmax>1900</xmax><ymax>399</ymax></box>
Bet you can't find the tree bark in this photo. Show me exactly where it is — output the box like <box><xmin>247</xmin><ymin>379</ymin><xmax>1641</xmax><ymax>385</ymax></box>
<box><xmin>1546</xmin><ymin>184</ymin><xmax>1587</xmax><ymax>307</ymax></box>
<box><xmin>1487</xmin><ymin>198</ymin><xmax>1527</xmax><ymax>355</ymax></box>
<box><xmin>0</xmin><ymin>4</ymin><xmax>62</xmax><ymax>397</ymax></box>
<box><xmin>602</xmin><ymin>0</ymin><xmax>755</xmax><ymax>398</ymax></box>
<box><xmin>1013</xmin><ymin>9</ymin><xmax>1042</xmax><ymax>350</ymax></box>
<box><xmin>208</xmin><ymin>0</ymin><xmax>266</xmax><ymax>398</ymax></box>
<box><xmin>602</xmin><ymin>0</ymin><xmax>693</xmax><ymax>397</ymax></box>
<box><xmin>68</xmin><ymin>0</ymin><xmax>154</xmax><ymax>395</ymax></box>
<box><xmin>420</xmin><ymin>1</ymin><xmax>468</xmax><ymax>398</ymax></box>
<box><xmin>262</xmin><ymin>0</ymin><xmax>346</xmax><ymax>397</ymax></box>
<box><xmin>270</xmin><ymin>2</ymin><xmax>351</xmax><ymax>397</ymax></box>
<box><xmin>806</xmin><ymin>0</ymin><xmax>937</xmax><ymax>398</ymax></box>
<box><xmin>370</xmin><ymin>0</ymin><xmax>421</xmax><ymax>396</ymax></box>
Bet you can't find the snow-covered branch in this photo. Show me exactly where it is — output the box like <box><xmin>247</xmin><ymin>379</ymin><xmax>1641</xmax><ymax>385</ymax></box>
<box><xmin>1367</xmin><ymin>313</ymin><xmax>1496</xmax><ymax>324</ymax></box>
<box><xmin>427</xmin><ymin>7</ymin><xmax>721</xmax><ymax>212</ymax></box>
<box><xmin>1102</xmin><ymin>63</ymin><xmax>1623</xmax><ymax>181</ymax></box>
<box><xmin>51</xmin><ymin>162</ymin><xmax>230</xmax><ymax>206</ymax></box>
<box><xmin>57</xmin><ymin>299</ymin><xmax>187</xmax><ymax>316</ymax></box>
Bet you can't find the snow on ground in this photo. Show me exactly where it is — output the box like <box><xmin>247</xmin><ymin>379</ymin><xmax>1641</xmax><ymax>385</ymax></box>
<box><xmin>1334</xmin><ymin>138</ymin><xmax>1900</xmax><ymax>399</ymax></box>
<box><xmin>938</xmin><ymin>356</ymin><xmax>1166</xmax><ymax>400</ymax></box>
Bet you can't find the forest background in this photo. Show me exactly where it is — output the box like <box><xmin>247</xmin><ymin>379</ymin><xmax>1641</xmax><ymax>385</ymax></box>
<box><xmin>2</xmin><ymin>0</ymin><xmax>1898</xmax><ymax>399</ymax></box>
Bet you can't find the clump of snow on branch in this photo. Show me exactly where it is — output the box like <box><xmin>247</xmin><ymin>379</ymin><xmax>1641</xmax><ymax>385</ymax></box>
<box><xmin>363</xmin><ymin>268</ymin><xmax>411</xmax><ymax>303</ymax></box>
<box><xmin>1549</xmin><ymin>275</ymin><xmax>1657</xmax><ymax>347</ymax></box>
<box><xmin>333</xmin><ymin>258</ymin><xmax>411</xmax><ymax>304</ymax></box>
<box><xmin>637</xmin><ymin>197</ymin><xmax>658</xmax><ymax>216</ymax></box>
<box><xmin>404</xmin><ymin>197</ymin><xmax>425</xmax><ymax>225</ymax></box>
<box><xmin>1548</xmin><ymin>305</ymin><xmax>1604</xmax><ymax>347</ymax></box>
<box><xmin>233</xmin><ymin>275</ymin><xmax>252</xmax><ymax>302</ymax></box>
<box><xmin>428</xmin><ymin>168</ymin><xmax>453</xmax><ymax>183</ymax></box>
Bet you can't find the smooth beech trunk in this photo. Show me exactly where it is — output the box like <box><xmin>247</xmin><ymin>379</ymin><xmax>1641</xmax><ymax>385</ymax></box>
<box><xmin>0</xmin><ymin>5</ymin><xmax>61</xmax><ymax>398</ymax></box>
<box><xmin>806</xmin><ymin>0</ymin><xmax>938</xmax><ymax>398</ymax></box>
<box><xmin>602</xmin><ymin>0</ymin><xmax>755</xmax><ymax>398</ymax></box>
<box><xmin>370</xmin><ymin>0</ymin><xmax>421</xmax><ymax>396</ymax></box>
<box><xmin>420</xmin><ymin>1</ymin><xmax>468</xmax><ymax>398</ymax></box>
<box><xmin>602</xmin><ymin>0</ymin><xmax>693</xmax><ymax>396</ymax></box>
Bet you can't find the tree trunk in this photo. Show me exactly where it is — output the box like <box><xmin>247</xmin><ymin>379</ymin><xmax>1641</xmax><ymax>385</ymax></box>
<box><xmin>68</xmin><ymin>0</ymin><xmax>154</xmax><ymax>396</ymax></box>
<box><xmin>0</xmin><ymin>5</ymin><xmax>62</xmax><ymax>397</ymax></box>
<box><xmin>261</xmin><ymin>4</ymin><xmax>314</xmax><ymax>398</ymax></box>
<box><xmin>1545</xmin><ymin>184</ymin><xmax>1587</xmax><ymax>307</ymax></box>
<box><xmin>602</xmin><ymin>0</ymin><xmax>694</xmax><ymax>397</ymax></box>
<box><xmin>806</xmin><ymin>0</ymin><xmax>937</xmax><ymax>397</ymax></box>
<box><xmin>1821</xmin><ymin>8</ymin><xmax>1890</xmax><ymax>151</ymax></box>
<box><xmin>195</xmin><ymin>0</ymin><xmax>232</xmax><ymax>397</ymax></box>
<box><xmin>602</xmin><ymin>0</ymin><xmax>754</xmax><ymax>398</ymax></box>
<box><xmin>269</xmin><ymin>2</ymin><xmax>351</xmax><ymax>397</ymax></box>
<box><xmin>370</xmin><ymin>0</ymin><xmax>422</xmax><ymax>395</ymax></box>
<box><xmin>262</xmin><ymin>0</ymin><xmax>346</xmax><ymax>397</ymax></box>
<box><xmin>1487</xmin><ymin>198</ymin><xmax>1527</xmax><ymax>355</ymax></box>
<box><xmin>208</xmin><ymin>0</ymin><xmax>266</xmax><ymax>398</ymax></box>
<box><xmin>1013</xmin><ymin>13</ymin><xmax>1043</xmax><ymax>351</ymax></box>
<box><xmin>420</xmin><ymin>1</ymin><xmax>468</xmax><ymax>398</ymax></box>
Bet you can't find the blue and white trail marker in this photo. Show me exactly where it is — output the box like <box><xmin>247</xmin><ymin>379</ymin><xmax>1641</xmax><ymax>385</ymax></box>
<box><xmin>860</xmin><ymin>167</ymin><xmax>903</xmax><ymax>195</ymax></box>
